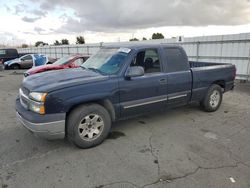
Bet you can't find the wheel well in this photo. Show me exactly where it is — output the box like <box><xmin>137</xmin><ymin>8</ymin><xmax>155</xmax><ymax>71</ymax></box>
<box><xmin>212</xmin><ymin>80</ymin><xmax>225</xmax><ymax>89</ymax></box>
<box><xmin>10</xmin><ymin>64</ymin><xmax>20</xmax><ymax>68</ymax></box>
<box><xmin>66</xmin><ymin>99</ymin><xmax>116</xmax><ymax>122</ymax></box>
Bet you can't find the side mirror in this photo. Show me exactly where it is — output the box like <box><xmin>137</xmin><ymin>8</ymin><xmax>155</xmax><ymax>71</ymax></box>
<box><xmin>125</xmin><ymin>66</ymin><xmax>144</xmax><ymax>78</ymax></box>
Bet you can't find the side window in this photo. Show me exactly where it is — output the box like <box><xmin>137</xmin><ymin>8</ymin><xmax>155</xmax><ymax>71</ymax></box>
<box><xmin>73</xmin><ymin>58</ymin><xmax>84</xmax><ymax>66</ymax></box>
<box><xmin>83</xmin><ymin>56</ymin><xmax>89</xmax><ymax>62</ymax></box>
<box><xmin>164</xmin><ymin>48</ymin><xmax>188</xmax><ymax>72</ymax></box>
<box><xmin>131</xmin><ymin>49</ymin><xmax>161</xmax><ymax>74</ymax></box>
<box><xmin>0</xmin><ymin>50</ymin><xmax>6</xmax><ymax>55</ymax></box>
<box><xmin>21</xmin><ymin>55</ymin><xmax>32</xmax><ymax>61</ymax></box>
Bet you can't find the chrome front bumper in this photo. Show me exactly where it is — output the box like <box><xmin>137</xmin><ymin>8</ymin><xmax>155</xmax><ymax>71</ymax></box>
<box><xmin>16</xmin><ymin>112</ymin><xmax>65</xmax><ymax>139</ymax></box>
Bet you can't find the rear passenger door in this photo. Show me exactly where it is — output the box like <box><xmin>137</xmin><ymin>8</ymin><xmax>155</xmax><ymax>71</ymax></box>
<box><xmin>20</xmin><ymin>55</ymin><xmax>33</xmax><ymax>69</ymax></box>
<box><xmin>119</xmin><ymin>48</ymin><xmax>168</xmax><ymax>117</ymax></box>
<box><xmin>164</xmin><ymin>47</ymin><xmax>192</xmax><ymax>107</ymax></box>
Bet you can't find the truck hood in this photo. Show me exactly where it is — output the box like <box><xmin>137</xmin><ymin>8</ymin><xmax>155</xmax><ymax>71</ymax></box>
<box><xmin>23</xmin><ymin>68</ymin><xmax>109</xmax><ymax>92</ymax></box>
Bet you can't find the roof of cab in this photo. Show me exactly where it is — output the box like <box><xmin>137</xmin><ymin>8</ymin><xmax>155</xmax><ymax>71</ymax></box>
<box><xmin>102</xmin><ymin>43</ymin><xmax>181</xmax><ymax>50</ymax></box>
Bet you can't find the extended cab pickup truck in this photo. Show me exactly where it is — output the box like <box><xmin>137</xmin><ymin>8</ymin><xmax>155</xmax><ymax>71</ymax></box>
<box><xmin>16</xmin><ymin>44</ymin><xmax>236</xmax><ymax>148</ymax></box>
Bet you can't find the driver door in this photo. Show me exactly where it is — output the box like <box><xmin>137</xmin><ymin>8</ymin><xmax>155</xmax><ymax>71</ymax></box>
<box><xmin>119</xmin><ymin>48</ymin><xmax>168</xmax><ymax>118</ymax></box>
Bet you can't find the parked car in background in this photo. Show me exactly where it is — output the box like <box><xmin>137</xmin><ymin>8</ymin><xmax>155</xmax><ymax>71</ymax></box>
<box><xmin>16</xmin><ymin>44</ymin><xmax>236</xmax><ymax>149</ymax></box>
<box><xmin>0</xmin><ymin>48</ymin><xmax>19</xmax><ymax>63</ymax></box>
<box><xmin>4</xmin><ymin>54</ymin><xmax>56</xmax><ymax>70</ymax></box>
<box><xmin>24</xmin><ymin>54</ymin><xmax>90</xmax><ymax>77</ymax></box>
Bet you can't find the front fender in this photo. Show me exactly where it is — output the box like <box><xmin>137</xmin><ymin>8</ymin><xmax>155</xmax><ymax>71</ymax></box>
<box><xmin>63</xmin><ymin>93</ymin><xmax>114</xmax><ymax>112</ymax></box>
<box><xmin>8</xmin><ymin>59</ymin><xmax>21</xmax><ymax>67</ymax></box>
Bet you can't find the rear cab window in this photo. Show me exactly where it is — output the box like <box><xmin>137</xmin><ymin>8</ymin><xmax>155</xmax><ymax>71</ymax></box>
<box><xmin>164</xmin><ymin>47</ymin><xmax>189</xmax><ymax>72</ymax></box>
<box><xmin>130</xmin><ymin>49</ymin><xmax>162</xmax><ymax>74</ymax></box>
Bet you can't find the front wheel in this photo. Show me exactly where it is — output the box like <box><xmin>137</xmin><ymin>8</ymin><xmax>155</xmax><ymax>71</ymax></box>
<box><xmin>67</xmin><ymin>104</ymin><xmax>111</xmax><ymax>149</ymax></box>
<box><xmin>10</xmin><ymin>64</ymin><xmax>20</xmax><ymax>70</ymax></box>
<box><xmin>200</xmin><ymin>84</ymin><xmax>223</xmax><ymax>112</ymax></box>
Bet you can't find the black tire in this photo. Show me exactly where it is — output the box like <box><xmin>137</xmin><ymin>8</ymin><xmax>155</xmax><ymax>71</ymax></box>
<box><xmin>67</xmin><ymin>103</ymin><xmax>111</xmax><ymax>149</ymax></box>
<box><xmin>200</xmin><ymin>84</ymin><xmax>223</xmax><ymax>112</ymax></box>
<box><xmin>10</xmin><ymin>64</ymin><xmax>20</xmax><ymax>70</ymax></box>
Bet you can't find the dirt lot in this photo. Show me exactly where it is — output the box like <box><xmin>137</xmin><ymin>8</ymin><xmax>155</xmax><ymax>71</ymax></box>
<box><xmin>0</xmin><ymin>70</ymin><xmax>249</xmax><ymax>188</ymax></box>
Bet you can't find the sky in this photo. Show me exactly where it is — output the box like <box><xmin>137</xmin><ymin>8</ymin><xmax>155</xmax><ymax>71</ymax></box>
<box><xmin>0</xmin><ymin>0</ymin><xmax>250</xmax><ymax>46</ymax></box>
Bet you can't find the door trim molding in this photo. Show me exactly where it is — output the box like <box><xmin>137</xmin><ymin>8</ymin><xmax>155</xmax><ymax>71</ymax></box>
<box><xmin>124</xmin><ymin>98</ymin><xmax>167</xmax><ymax>109</ymax></box>
<box><xmin>122</xmin><ymin>95</ymin><xmax>168</xmax><ymax>109</ymax></box>
<box><xmin>122</xmin><ymin>90</ymin><xmax>191</xmax><ymax>109</ymax></box>
<box><xmin>168</xmin><ymin>94</ymin><xmax>188</xmax><ymax>100</ymax></box>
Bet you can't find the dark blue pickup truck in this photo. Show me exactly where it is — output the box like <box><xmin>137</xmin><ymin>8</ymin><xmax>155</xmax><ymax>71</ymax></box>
<box><xmin>16</xmin><ymin>44</ymin><xmax>236</xmax><ymax>148</ymax></box>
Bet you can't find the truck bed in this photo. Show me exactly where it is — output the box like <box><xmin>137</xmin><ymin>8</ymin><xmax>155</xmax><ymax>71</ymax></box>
<box><xmin>189</xmin><ymin>61</ymin><xmax>235</xmax><ymax>102</ymax></box>
<box><xmin>189</xmin><ymin>61</ymin><xmax>230</xmax><ymax>68</ymax></box>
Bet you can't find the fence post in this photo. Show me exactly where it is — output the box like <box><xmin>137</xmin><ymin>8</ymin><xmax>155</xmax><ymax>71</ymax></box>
<box><xmin>247</xmin><ymin>49</ymin><xmax>250</xmax><ymax>81</ymax></box>
<box><xmin>87</xmin><ymin>46</ymin><xmax>89</xmax><ymax>55</ymax></box>
<box><xmin>55</xmin><ymin>47</ymin><xmax>57</xmax><ymax>59</ymax></box>
<box><xmin>196</xmin><ymin>42</ymin><xmax>200</xmax><ymax>61</ymax></box>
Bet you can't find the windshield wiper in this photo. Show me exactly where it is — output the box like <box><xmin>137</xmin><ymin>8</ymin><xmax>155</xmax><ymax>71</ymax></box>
<box><xmin>81</xmin><ymin>66</ymin><xmax>106</xmax><ymax>75</ymax></box>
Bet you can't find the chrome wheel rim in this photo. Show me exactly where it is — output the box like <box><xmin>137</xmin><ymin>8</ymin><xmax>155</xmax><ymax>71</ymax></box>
<box><xmin>209</xmin><ymin>90</ymin><xmax>220</xmax><ymax>108</ymax></box>
<box><xmin>78</xmin><ymin>114</ymin><xmax>104</xmax><ymax>141</ymax></box>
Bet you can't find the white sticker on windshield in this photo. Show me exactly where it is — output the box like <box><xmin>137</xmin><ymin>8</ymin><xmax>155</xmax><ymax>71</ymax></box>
<box><xmin>118</xmin><ymin>48</ymin><xmax>131</xmax><ymax>54</ymax></box>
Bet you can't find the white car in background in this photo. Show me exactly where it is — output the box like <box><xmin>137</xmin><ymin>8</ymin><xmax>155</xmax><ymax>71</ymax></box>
<box><xmin>4</xmin><ymin>54</ymin><xmax>56</xmax><ymax>69</ymax></box>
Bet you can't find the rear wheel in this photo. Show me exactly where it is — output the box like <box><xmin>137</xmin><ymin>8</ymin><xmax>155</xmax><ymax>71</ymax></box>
<box><xmin>67</xmin><ymin>104</ymin><xmax>111</xmax><ymax>149</ymax></box>
<box><xmin>200</xmin><ymin>84</ymin><xmax>223</xmax><ymax>112</ymax></box>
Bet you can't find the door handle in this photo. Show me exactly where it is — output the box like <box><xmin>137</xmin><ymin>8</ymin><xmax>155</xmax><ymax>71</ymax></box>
<box><xmin>159</xmin><ymin>78</ymin><xmax>167</xmax><ymax>84</ymax></box>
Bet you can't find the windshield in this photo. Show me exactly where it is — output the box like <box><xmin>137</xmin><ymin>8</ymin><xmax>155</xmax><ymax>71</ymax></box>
<box><xmin>81</xmin><ymin>48</ymin><xmax>130</xmax><ymax>75</ymax></box>
<box><xmin>53</xmin><ymin>55</ymin><xmax>75</xmax><ymax>65</ymax></box>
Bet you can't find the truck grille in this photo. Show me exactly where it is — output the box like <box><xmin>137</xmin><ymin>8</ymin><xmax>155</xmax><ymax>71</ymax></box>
<box><xmin>21</xmin><ymin>87</ymin><xmax>30</xmax><ymax>96</ymax></box>
<box><xmin>19</xmin><ymin>88</ymin><xmax>29</xmax><ymax>109</ymax></box>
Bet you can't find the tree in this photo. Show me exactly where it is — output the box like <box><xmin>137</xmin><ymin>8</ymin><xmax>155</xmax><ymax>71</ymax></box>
<box><xmin>21</xmin><ymin>44</ymin><xmax>28</xmax><ymax>48</ymax></box>
<box><xmin>76</xmin><ymin>36</ymin><xmax>85</xmax><ymax>44</ymax></box>
<box><xmin>129</xmin><ymin>38</ymin><xmax>139</xmax><ymax>41</ymax></box>
<box><xmin>54</xmin><ymin>40</ymin><xmax>60</xmax><ymax>45</ymax></box>
<box><xmin>35</xmin><ymin>41</ymin><xmax>47</xmax><ymax>47</ymax></box>
<box><xmin>142</xmin><ymin>37</ymin><xmax>147</xmax><ymax>40</ymax></box>
<box><xmin>61</xmin><ymin>39</ymin><xmax>69</xmax><ymax>45</ymax></box>
<box><xmin>152</xmin><ymin>33</ymin><xmax>164</xmax><ymax>39</ymax></box>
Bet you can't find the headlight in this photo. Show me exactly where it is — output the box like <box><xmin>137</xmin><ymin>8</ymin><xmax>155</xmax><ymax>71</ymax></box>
<box><xmin>28</xmin><ymin>92</ymin><xmax>47</xmax><ymax>114</ymax></box>
<box><xmin>29</xmin><ymin>92</ymin><xmax>47</xmax><ymax>102</ymax></box>
<box><xmin>29</xmin><ymin>103</ymin><xmax>45</xmax><ymax>115</ymax></box>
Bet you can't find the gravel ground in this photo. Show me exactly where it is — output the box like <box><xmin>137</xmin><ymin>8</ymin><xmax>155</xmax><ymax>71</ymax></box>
<box><xmin>0</xmin><ymin>70</ymin><xmax>249</xmax><ymax>188</ymax></box>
